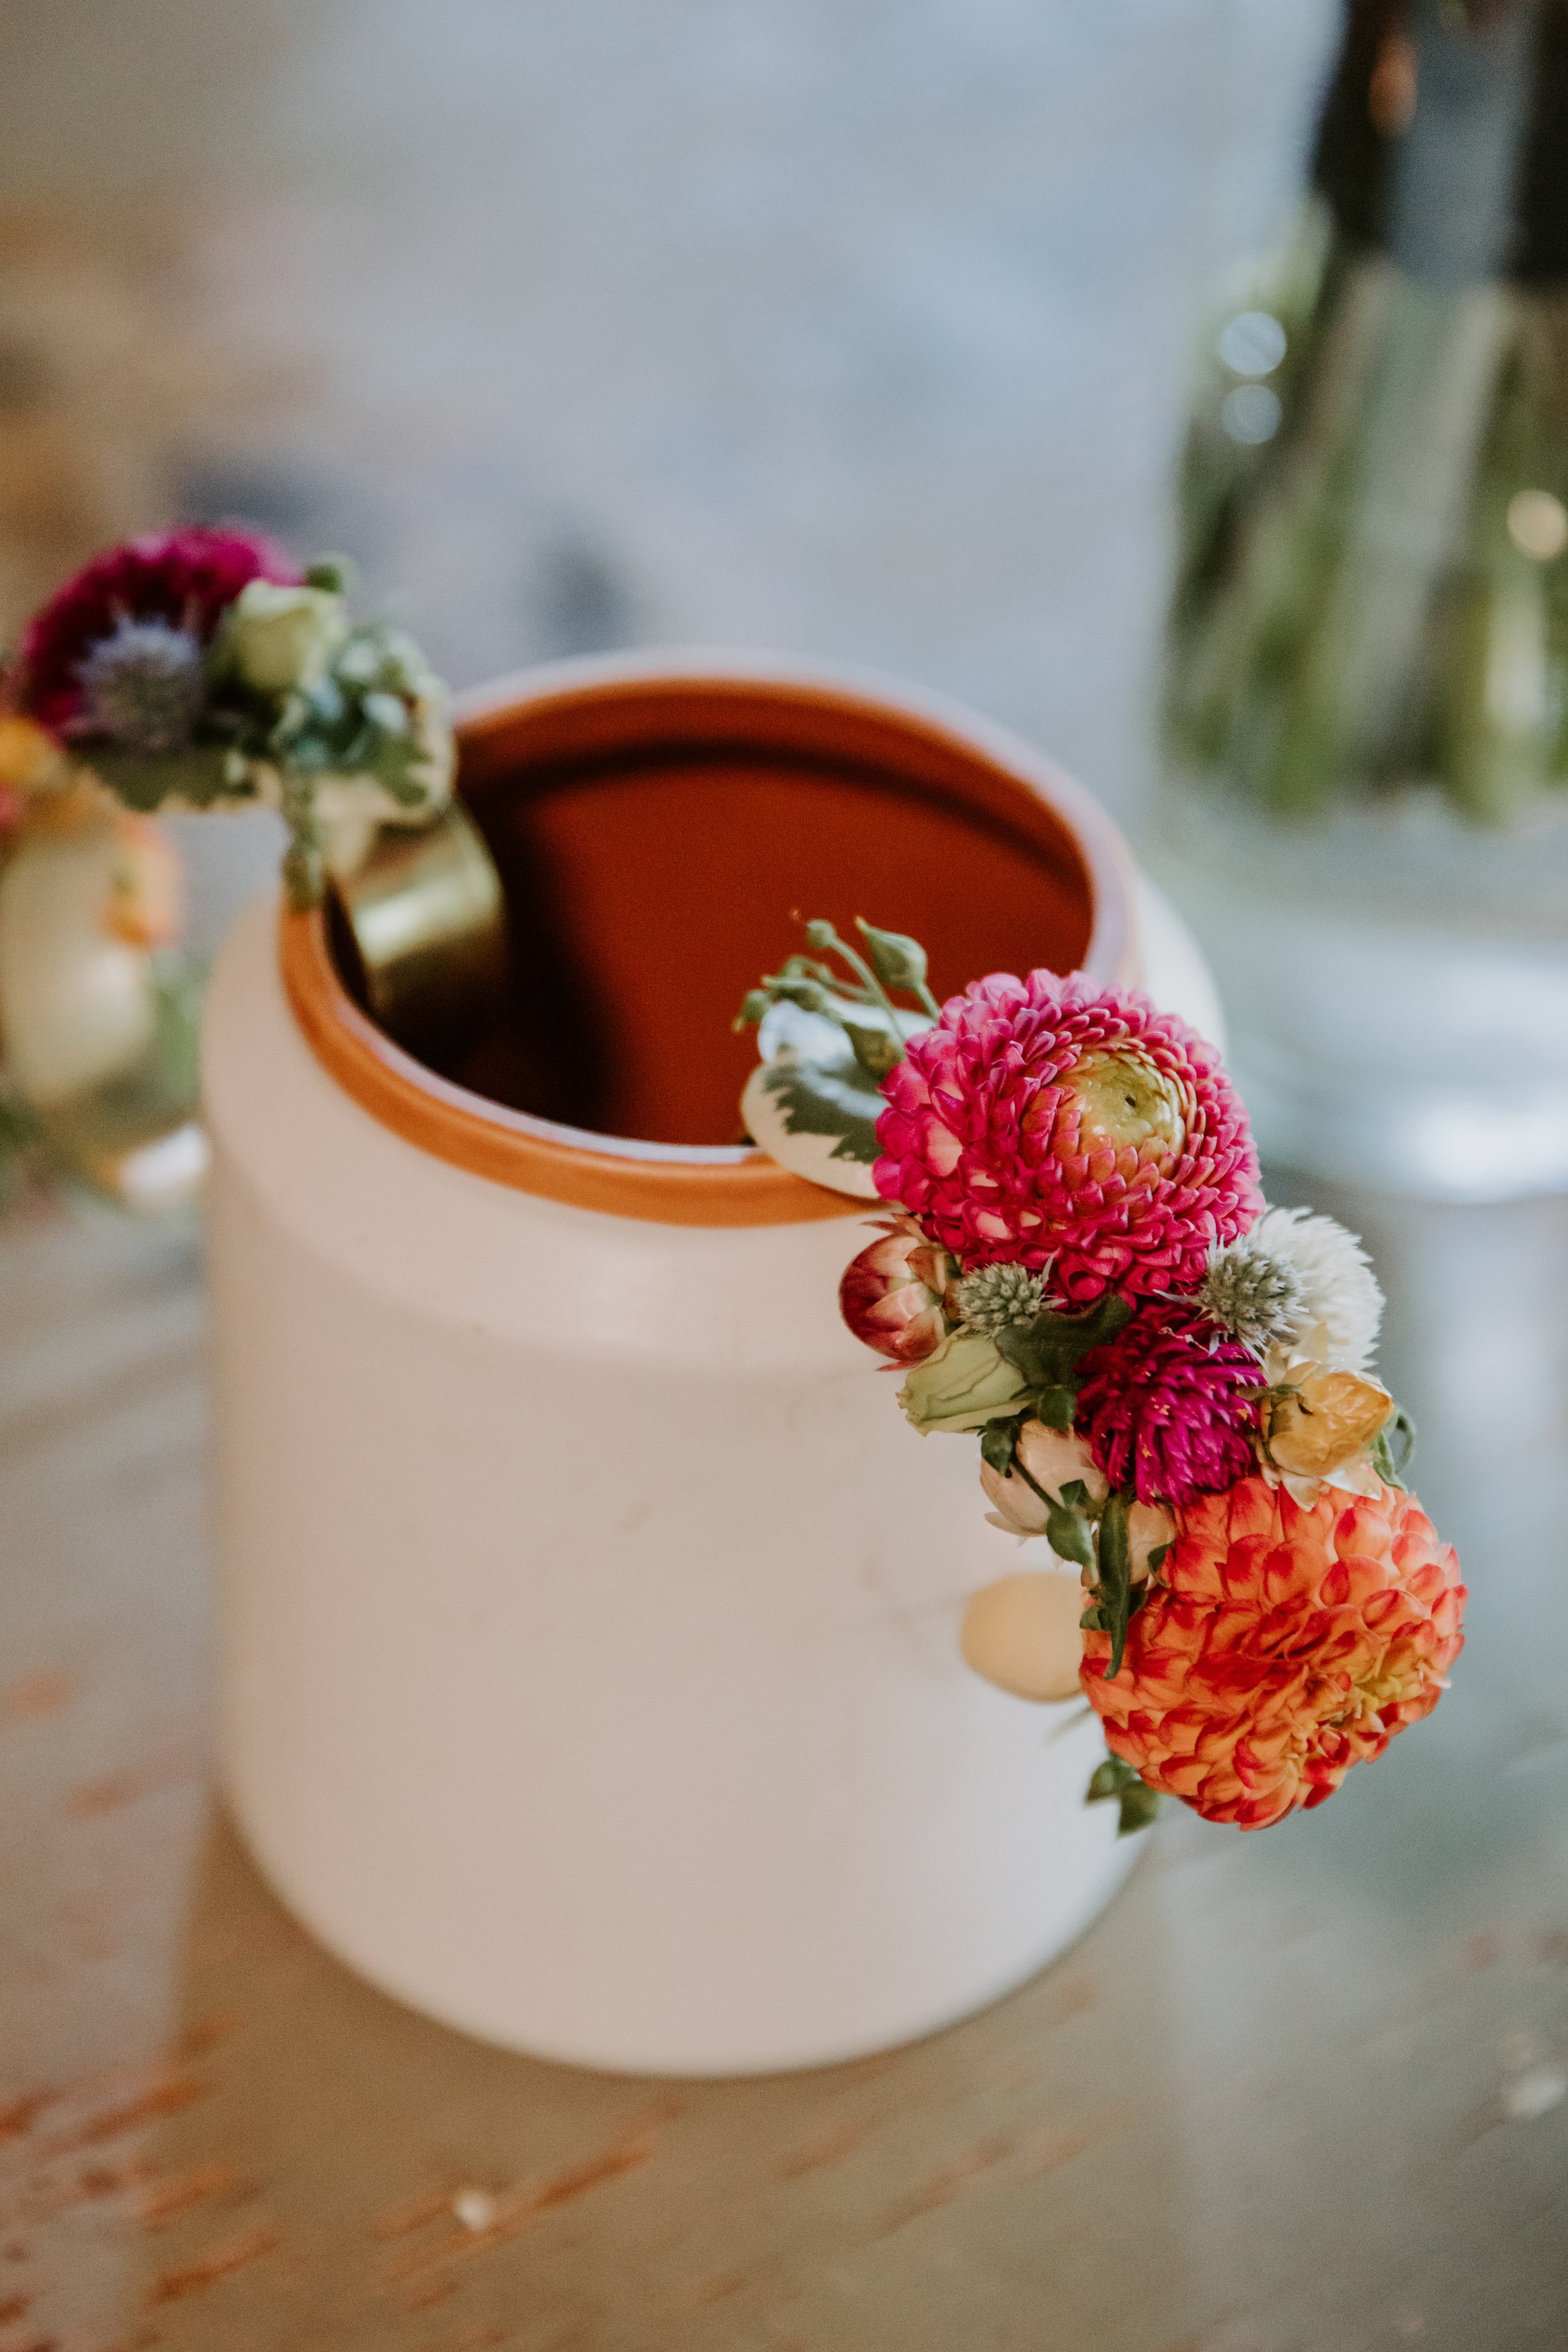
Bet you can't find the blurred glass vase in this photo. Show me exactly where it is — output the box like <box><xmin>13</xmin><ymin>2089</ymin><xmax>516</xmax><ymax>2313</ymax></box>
<box><xmin>1153</xmin><ymin>0</ymin><xmax>1568</xmax><ymax>1199</ymax></box>
<box><xmin>0</xmin><ymin>783</ymin><xmax>207</xmax><ymax>1210</ymax></box>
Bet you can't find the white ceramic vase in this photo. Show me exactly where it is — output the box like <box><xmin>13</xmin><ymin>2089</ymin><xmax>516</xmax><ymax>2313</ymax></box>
<box><xmin>205</xmin><ymin>654</ymin><xmax>1219</xmax><ymax>2077</ymax></box>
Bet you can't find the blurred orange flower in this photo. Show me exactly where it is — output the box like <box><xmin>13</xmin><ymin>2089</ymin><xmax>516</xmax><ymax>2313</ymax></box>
<box><xmin>104</xmin><ymin>816</ymin><xmax>183</xmax><ymax>950</ymax></box>
<box><xmin>0</xmin><ymin>714</ymin><xmax>66</xmax><ymax>793</ymax></box>
<box><xmin>1082</xmin><ymin>1475</ymin><xmax>1465</xmax><ymax>1830</ymax></box>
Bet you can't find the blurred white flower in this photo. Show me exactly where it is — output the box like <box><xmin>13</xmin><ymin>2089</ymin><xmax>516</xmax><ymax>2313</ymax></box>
<box><xmin>1252</xmin><ymin>1205</ymin><xmax>1383</xmax><ymax>1372</ymax></box>
<box><xmin>222</xmin><ymin>580</ymin><xmax>348</xmax><ymax>696</ymax></box>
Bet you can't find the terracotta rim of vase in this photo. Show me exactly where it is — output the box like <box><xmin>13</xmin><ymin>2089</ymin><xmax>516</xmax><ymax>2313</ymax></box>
<box><xmin>278</xmin><ymin>650</ymin><xmax>1140</xmax><ymax>1227</ymax></box>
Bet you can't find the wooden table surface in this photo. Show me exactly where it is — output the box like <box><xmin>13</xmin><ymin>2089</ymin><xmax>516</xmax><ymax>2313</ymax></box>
<box><xmin>1</xmin><ymin>1170</ymin><xmax>1565</xmax><ymax>2352</ymax></box>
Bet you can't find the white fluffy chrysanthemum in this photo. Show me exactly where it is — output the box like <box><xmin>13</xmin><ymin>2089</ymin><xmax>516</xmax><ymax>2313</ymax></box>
<box><xmin>1251</xmin><ymin>1205</ymin><xmax>1383</xmax><ymax>1373</ymax></box>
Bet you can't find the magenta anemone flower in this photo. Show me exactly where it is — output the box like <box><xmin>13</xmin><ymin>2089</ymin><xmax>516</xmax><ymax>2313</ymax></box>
<box><xmin>17</xmin><ymin>526</ymin><xmax>300</xmax><ymax>736</ymax></box>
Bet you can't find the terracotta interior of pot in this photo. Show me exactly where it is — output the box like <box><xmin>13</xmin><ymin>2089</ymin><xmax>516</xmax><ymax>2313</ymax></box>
<box><xmin>331</xmin><ymin>681</ymin><xmax>1099</xmax><ymax>1150</ymax></box>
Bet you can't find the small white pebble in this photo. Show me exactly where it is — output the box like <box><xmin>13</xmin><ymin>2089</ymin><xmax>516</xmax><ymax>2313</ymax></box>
<box><xmin>1501</xmin><ymin>2067</ymin><xmax>1567</xmax><ymax>2123</ymax></box>
<box><xmin>452</xmin><ymin>2186</ymin><xmax>497</xmax><ymax>2232</ymax></box>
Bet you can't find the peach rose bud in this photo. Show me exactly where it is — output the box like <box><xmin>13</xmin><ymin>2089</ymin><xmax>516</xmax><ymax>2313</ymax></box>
<box><xmin>980</xmin><ymin>1419</ymin><xmax>1108</xmax><ymax>1538</ymax></box>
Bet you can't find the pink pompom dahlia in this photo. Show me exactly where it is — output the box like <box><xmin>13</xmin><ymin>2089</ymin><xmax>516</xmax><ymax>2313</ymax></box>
<box><xmin>874</xmin><ymin>972</ymin><xmax>1260</xmax><ymax>1303</ymax></box>
<box><xmin>15</xmin><ymin>526</ymin><xmax>299</xmax><ymax>736</ymax></box>
<box><xmin>1083</xmin><ymin>1475</ymin><xmax>1465</xmax><ymax>1829</ymax></box>
<box><xmin>1076</xmin><ymin>1299</ymin><xmax>1259</xmax><ymax>1508</ymax></box>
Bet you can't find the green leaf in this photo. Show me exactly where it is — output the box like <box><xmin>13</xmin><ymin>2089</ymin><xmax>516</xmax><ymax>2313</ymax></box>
<box><xmin>1117</xmin><ymin>1779</ymin><xmax>1162</xmax><ymax>1834</ymax></box>
<box><xmin>1389</xmin><ymin>1406</ymin><xmax>1416</xmax><ymax>1477</ymax></box>
<box><xmin>332</xmin><ymin>635</ymin><xmax>379</xmax><ymax>690</ymax></box>
<box><xmin>1096</xmin><ymin>1490</ymin><xmax>1135</xmax><ymax>1680</ymax></box>
<box><xmin>304</xmin><ymin>553</ymin><xmax>353</xmax><ymax>594</ymax></box>
<box><xmin>88</xmin><ymin>743</ymin><xmax>238</xmax><ymax>811</ymax></box>
<box><xmin>366</xmin><ymin>733</ymin><xmax>433</xmax><ymax>807</ymax></box>
<box><xmin>760</xmin><ymin>1061</ymin><xmax>882</xmax><ymax>1163</ymax></box>
<box><xmin>1370</xmin><ymin>1403</ymin><xmax>1416</xmax><ymax>1483</ymax></box>
<box><xmin>994</xmin><ymin>1293</ymin><xmax>1133</xmax><ymax>1394</ymax></box>
<box><xmin>1085</xmin><ymin>1751</ymin><xmax>1160</xmax><ymax>1836</ymax></box>
<box><xmin>854</xmin><ymin>919</ymin><xmax>930</xmax><ymax>997</ymax></box>
<box><xmin>993</xmin><ymin>1320</ymin><xmax>1047</xmax><ymax>1387</ymax></box>
<box><xmin>1063</xmin><ymin>1291</ymin><xmax>1134</xmax><ymax>1347</ymax></box>
<box><xmin>1044</xmin><ymin>1502</ymin><xmax>1093</xmax><ymax>1569</ymax></box>
<box><xmin>362</xmin><ymin>688</ymin><xmax>410</xmax><ymax>739</ymax></box>
<box><xmin>763</xmin><ymin>975</ymin><xmax>840</xmax><ymax>1019</ymax></box>
<box><xmin>303</xmin><ymin>672</ymin><xmax>349</xmax><ymax>733</ymax></box>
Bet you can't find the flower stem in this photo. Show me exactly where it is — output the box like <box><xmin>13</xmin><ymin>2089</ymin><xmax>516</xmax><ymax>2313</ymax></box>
<box><xmin>803</xmin><ymin>921</ymin><xmax>907</xmax><ymax>1046</ymax></box>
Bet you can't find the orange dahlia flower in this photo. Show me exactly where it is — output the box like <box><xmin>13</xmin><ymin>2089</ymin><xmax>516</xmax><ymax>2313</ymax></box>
<box><xmin>1081</xmin><ymin>1474</ymin><xmax>1465</xmax><ymax>1830</ymax></box>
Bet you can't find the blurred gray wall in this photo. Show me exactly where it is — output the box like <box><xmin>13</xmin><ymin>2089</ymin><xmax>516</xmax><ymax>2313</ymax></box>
<box><xmin>0</xmin><ymin>0</ymin><xmax>1334</xmax><ymax>824</ymax></box>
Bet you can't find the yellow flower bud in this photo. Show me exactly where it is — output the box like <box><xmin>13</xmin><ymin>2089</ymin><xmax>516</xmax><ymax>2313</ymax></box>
<box><xmin>1267</xmin><ymin>1369</ymin><xmax>1392</xmax><ymax>1480</ymax></box>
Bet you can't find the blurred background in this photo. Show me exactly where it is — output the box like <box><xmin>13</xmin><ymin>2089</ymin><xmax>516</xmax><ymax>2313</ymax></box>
<box><xmin>0</xmin><ymin>0</ymin><xmax>1332</xmax><ymax>827</ymax></box>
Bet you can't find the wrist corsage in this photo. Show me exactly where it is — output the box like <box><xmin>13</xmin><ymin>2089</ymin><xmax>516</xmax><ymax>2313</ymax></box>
<box><xmin>740</xmin><ymin>919</ymin><xmax>1466</xmax><ymax>1836</ymax></box>
<box><xmin>0</xmin><ymin>526</ymin><xmax>453</xmax><ymax>908</ymax></box>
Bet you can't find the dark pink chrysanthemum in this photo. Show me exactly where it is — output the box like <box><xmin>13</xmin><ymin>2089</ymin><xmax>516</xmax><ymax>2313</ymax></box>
<box><xmin>874</xmin><ymin>971</ymin><xmax>1261</xmax><ymax>1303</ymax></box>
<box><xmin>1074</xmin><ymin>1300</ymin><xmax>1258</xmax><ymax>1508</ymax></box>
<box><xmin>16</xmin><ymin>527</ymin><xmax>300</xmax><ymax>735</ymax></box>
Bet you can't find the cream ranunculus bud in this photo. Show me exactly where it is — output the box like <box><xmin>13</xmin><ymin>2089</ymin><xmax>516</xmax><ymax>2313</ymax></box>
<box><xmin>898</xmin><ymin>1330</ymin><xmax>1029</xmax><ymax>1435</ymax></box>
<box><xmin>960</xmin><ymin>1571</ymin><xmax>1086</xmax><ymax>1703</ymax></box>
<box><xmin>222</xmin><ymin>580</ymin><xmax>349</xmax><ymax>696</ymax></box>
<box><xmin>980</xmin><ymin>1419</ymin><xmax>1108</xmax><ymax>1536</ymax></box>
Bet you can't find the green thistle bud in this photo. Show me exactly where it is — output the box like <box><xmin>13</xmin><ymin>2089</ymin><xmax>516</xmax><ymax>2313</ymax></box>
<box><xmin>955</xmin><ymin>1261</ymin><xmax>1046</xmax><ymax>1338</ymax></box>
<box><xmin>1199</xmin><ymin>1239</ymin><xmax>1303</xmax><ymax>1353</ymax></box>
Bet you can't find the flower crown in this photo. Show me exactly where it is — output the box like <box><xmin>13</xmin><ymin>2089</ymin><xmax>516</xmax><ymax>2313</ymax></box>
<box><xmin>739</xmin><ymin>919</ymin><xmax>1465</xmax><ymax>1836</ymax></box>
<box><xmin>0</xmin><ymin>526</ymin><xmax>453</xmax><ymax>906</ymax></box>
